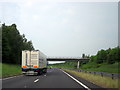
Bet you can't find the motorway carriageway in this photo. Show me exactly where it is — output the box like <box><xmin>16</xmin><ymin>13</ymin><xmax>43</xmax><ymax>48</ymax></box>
<box><xmin>1</xmin><ymin>68</ymin><xmax>104</xmax><ymax>89</ymax></box>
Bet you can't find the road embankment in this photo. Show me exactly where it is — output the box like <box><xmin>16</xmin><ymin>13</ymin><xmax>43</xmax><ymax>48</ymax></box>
<box><xmin>1</xmin><ymin>63</ymin><xmax>22</xmax><ymax>78</ymax></box>
<box><xmin>63</xmin><ymin>69</ymin><xmax>119</xmax><ymax>88</ymax></box>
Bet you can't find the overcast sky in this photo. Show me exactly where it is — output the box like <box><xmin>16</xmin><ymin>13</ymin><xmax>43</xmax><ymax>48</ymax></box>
<box><xmin>0</xmin><ymin>0</ymin><xmax>118</xmax><ymax>59</ymax></box>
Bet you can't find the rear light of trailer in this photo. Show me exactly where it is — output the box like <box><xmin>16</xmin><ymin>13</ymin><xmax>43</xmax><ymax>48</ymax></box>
<box><xmin>22</xmin><ymin>66</ymin><xmax>27</xmax><ymax>68</ymax></box>
<box><xmin>34</xmin><ymin>66</ymin><xmax>38</xmax><ymax>68</ymax></box>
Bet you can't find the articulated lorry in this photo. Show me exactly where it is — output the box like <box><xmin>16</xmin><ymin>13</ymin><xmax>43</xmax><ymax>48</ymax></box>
<box><xmin>22</xmin><ymin>50</ymin><xmax>47</xmax><ymax>75</ymax></box>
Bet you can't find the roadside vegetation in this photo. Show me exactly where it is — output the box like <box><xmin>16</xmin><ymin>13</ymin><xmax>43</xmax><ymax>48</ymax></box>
<box><xmin>50</xmin><ymin>47</ymin><xmax>120</xmax><ymax>73</ymax></box>
<box><xmin>63</xmin><ymin>69</ymin><xmax>119</xmax><ymax>88</ymax></box>
<box><xmin>89</xmin><ymin>47</ymin><xmax>120</xmax><ymax>64</ymax></box>
<box><xmin>2</xmin><ymin>63</ymin><xmax>22</xmax><ymax>78</ymax></box>
<box><xmin>80</xmin><ymin>62</ymin><xmax>119</xmax><ymax>73</ymax></box>
<box><xmin>80</xmin><ymin>46</ymin><xmax>120</xmax><ymax>73</ymax></box>
<box><xmin>0</xmin><ymin>66</ymin><xmax>1</xmax><ymax>78</ymax></box>
<box><xmin>49</xmin><ymin>61</ymin><xmax>119</xmax><ymax>73</ymax></box>
<box><xmin>49</xmin><ymin>47</ymin><xmax>119</xmax><ymax>88</ymax></box>
<box><xmin>2</xmin><ymin>24</ymin><xmax>35</xmax><ymax>77</ymax></box>
<box><xmin>2</xmin><ymin>24</ymin><xmax>34</xmax><ymax>65</ymax></box>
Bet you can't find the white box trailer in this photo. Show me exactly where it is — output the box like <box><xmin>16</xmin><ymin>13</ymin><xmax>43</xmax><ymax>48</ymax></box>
<box><xmin>22</xmin><ymin>50</ymin><xmax>47</xmax><ymax>75</ymax></box>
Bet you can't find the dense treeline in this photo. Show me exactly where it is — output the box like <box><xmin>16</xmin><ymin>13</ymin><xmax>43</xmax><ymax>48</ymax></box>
<box><xmin>2</xmin><ymin>24</ymin><xmax>34</xmax><ymax>64</ymax></box>
<box><xmin>90</xmin><ymin>47</ymin><xmax>120</xmax><ymax>64</ymax></box>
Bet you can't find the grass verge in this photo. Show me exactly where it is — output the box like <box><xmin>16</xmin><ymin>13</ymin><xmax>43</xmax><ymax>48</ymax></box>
<box><xmin>49</xmin><ymin>61</ymin><xmax>119</xmax><ymax>73</ymax></box>
<box><xmin>63</xmin><ymin>69</ymin><xmax>119</xmax><ymax>88</ymax></box>
<box><xmin>0</xmin><ymin>63</ymin><xmax>2</xmax><ymax>78</ymax></box>
<box><xmin>80</xmin><ymin>62</ymin><xmax>119</xmax><ymax>73</ymax></box>
<box><xmin>1</xmin><ymin>63</ymin><xmax>22</xmax><ymax>78</ymax></box>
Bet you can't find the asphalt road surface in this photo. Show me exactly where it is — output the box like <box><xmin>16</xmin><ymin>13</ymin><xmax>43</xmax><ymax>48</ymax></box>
<box><xmin>2</xmin><ymin>68</ymin><xmax>102</xmax><ymax>89</ymax></box>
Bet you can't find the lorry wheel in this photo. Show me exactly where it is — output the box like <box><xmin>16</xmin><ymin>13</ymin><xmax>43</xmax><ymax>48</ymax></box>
<box><xmin>38</xmin><ymin>71</ymin><xmax>42</xmax><ymax>75</ymax></box>
<box><xmin>45</xmin><ymin>69</ymin><xmax>47</xmax><ymax>73</ymax></box>
<box><xmin>43</xmin><ymin>69</ymin><xmax>47</xmax><ymax>73</ymax></box>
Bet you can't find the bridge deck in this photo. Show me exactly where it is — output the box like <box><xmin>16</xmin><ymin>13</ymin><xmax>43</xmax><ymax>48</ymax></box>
<box><xmin>47</xmin><ymin>58</ymin><xmax>90</xmax><ymax>61</ymax></box>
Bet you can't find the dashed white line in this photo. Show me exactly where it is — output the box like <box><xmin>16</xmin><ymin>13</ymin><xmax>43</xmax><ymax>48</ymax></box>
<box><xmin>24</xmin><ymin>85</ymin><xmax>27</xmax><ymax>88</ymax></box>
<box><xmin>34</xmin><ymin>79</ymin><xmax>39</xmax><ymax>83</ymax></box>
<box><xmin>61</xmin><ymin>70</ymin><xmax>91</xmax><ymax>90</ymax></box>
<box><xmin>1</xmin><ymin>75</ymin><xmax>23</xmax><ymax>80</ymax></box>
<box><xmin>44</xmin><ymin>75</ymin><xmax>46</xmax><ymax>76</ymax></box>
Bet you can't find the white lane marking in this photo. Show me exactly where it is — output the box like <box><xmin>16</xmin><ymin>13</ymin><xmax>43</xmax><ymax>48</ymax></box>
<box><xmin>61</xmin><ymin>70</ymin><xmax>91</xmax><ymax>90</ymax></box>
<box><xmin>1</xmin><ymin>75</ymin><xmax>23</xmax><ymax>80</ymax></box>
<box><xmin>44</xmin><ymin>75</ymin><xmax>46</xmax><ymax>76</ymax></box>
<box><xmin>34</xmin><ymin>79</ymin><xmax>39</xmax><ymax>83</ymax></box>
<box><xmin>24</xmin><ymin>85</ymin><xmax>27</xmax><ymax>88</ymax></box>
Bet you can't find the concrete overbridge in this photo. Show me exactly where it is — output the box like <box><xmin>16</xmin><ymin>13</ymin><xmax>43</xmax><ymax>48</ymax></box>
<box><xmin>47</xmin><ymin>57</ymin><xmax>90</xmax><ymax>68</ymax></box>
<box><xmin>47</xmin><ymin>57</ymin><xmax>89</xmax><ymax>61</ymax></box>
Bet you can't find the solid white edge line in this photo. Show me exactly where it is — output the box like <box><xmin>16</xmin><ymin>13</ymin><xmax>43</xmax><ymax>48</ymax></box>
<box><xmin>0</xmin><ymin>75</ymin><xmax>23</xmax><ymax>80</ymax></box>
<box><xmin>34</xmin><ymin>79</ymin><xmax>39</xmax><ymax>83</ymax></box>
<box><xmin>61</xmin><ymin>70</ymin><xmax>91</xmax><ymax>90</ymax></box>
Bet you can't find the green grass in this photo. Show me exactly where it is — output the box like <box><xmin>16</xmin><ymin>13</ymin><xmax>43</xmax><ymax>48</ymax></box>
<box><xmin>49</xmin><ymin>61</ymin><xmax>119</xmax><ymax>73</ymax></box>
<box><xmin>1</xmin><ymin>63</ymin><xmax>22</xmax><ymax>78</ymax></box>
<box><xmin>63</xmin><ymin>69</ymin><xmax>119</xmax><ymax>88</ymax></box>
<box><xmin>80</xmin><ymin>62</ymin><xmax>119</xmax><ymax>73</ymax></box>
<box><xmin>0</xmin><ymin>63</ymin><xmax>2</xmax><ymax>78</ymax></box>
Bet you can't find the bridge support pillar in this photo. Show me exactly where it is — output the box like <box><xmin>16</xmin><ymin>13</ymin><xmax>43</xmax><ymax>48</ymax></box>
<box><xmin>77</xmin><ymin>61</ymin><xmax>80</xmax><ymax>69</ymax></box>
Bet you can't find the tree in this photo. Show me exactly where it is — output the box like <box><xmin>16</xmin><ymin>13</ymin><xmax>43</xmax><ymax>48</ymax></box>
<box><xmin>82</xmin><ymin>54</ymin><xmax>85</xmax><ymax>58</ymax></box>
<box><xmin>2</xmin><ymin>24</ymin><xmax>34</xmax><ymax>64</ymax></box>
<box><xmin>89</xmin><ymin>47</ymin><xmax>119</xmax><ymax>64</ymax></box>
<box><xmin>96</xmin><ymin>49</ymin><xmax>107</xmax><ymax>64</ymax></box>
<box><xmin>107</xmin><ymin>47</ymin><xmax>120</xmax><ymax>64</ymax></box>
